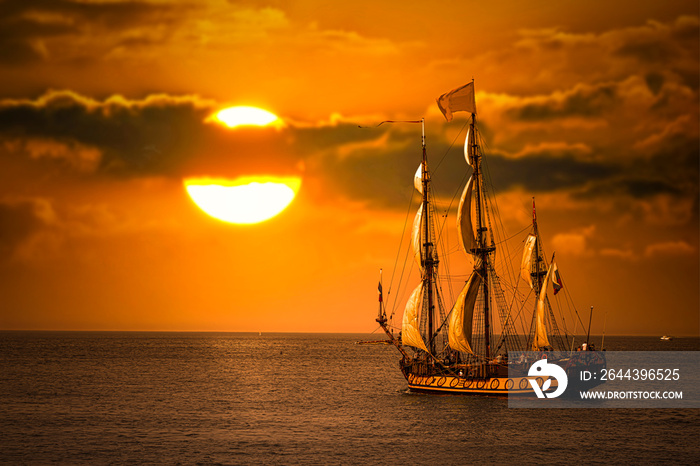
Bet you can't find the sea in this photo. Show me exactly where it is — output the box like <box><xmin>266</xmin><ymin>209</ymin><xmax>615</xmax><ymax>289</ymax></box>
<box><xmin>1</xmin><ymin>332</ymin><xmax>699</xmax><ymax>464</ymax></box>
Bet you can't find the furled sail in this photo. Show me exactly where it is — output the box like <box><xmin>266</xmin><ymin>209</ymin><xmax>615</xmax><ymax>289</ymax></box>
<box><xmin>521</xmin><ymin>234</ymin><xmax>537</xmax><ymax>289</ymax></box>
<box><xmin>411</xmin><ymin>204</ymin><xmax>423</xmax><ymax>268</ymax></box>
<box><xmin>448</xmin><ymin>271</ymin><xmax>483</xmax><ymax>354</ymax></box>
<box><xmin>532</xmin><ymin>262</ymin><xmax>553</xmax><ymax>350</ymax></box>
<box><xmin>414</xmin><ymin>164</ymin><xmax>423</xmax><ymax>193</ymax></box>
<box><xmin>411</xmin><ymin>163</ymin><xmax>425</xmax><ymax>268</ymax></box>
<box><xmin>401</xmin><ymin>282</ymin><xmax>428</xmax><ymax>352</ymax></box>
<box><xmin>457</xmin><ymin>175</ymin><xmax>476</xmax><ymax>255</ymax></box>
<box><xmin>464</xmin><ymin>126</ymin><xmax>476</xmax><ymax>166</ymax></box>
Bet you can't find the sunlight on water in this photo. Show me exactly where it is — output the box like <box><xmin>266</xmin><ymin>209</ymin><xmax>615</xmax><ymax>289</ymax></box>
<box><xmin>1</xmin><ymin>333</ymin><xmax>698</xmax><ymax>463</ymax></box>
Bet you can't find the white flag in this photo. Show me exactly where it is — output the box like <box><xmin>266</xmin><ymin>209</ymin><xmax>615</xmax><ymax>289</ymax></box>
<box><xmin>437</xmin><ymin>82</ymin><xmax>476</xmax><ymax>121</ymax></box>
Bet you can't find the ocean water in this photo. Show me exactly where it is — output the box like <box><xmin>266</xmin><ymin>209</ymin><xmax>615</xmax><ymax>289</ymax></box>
<box><xmin>1</xmin><ymin>332</ymin><xmax>698</xmax><ymax>464</ymax></box>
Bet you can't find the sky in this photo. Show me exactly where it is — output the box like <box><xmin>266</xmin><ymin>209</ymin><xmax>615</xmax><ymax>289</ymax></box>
<box><xmin>0</xmin><ymin>0</ymin><xmax>698</xmax><ymax>336</ymax></box>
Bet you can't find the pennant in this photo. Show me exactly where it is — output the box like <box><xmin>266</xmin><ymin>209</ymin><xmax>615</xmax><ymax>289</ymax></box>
<box><xmin>436</xmin><ymin>82</ymin><xmax>476</xmax><ymax>121</ymax></box>
<box><xmin>552</xmin><ymin>262</ymin><xmax>563</xmax><ymax>295</ymax></box>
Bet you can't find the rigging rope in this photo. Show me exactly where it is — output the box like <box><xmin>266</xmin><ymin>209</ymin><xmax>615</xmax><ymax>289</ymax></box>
<box><xmin>387</xmin><ymin>196</ymin><xmax>416</xmax><ymax>321</ymax></box>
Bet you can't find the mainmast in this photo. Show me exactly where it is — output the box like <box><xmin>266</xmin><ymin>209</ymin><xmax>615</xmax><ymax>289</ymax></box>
<box><xmin>469</xmin><ymin>113</ymin><xmax>494</xmax><ymax>361</ymax></box>
<box><xmin>420</xmin><ymin>118</ymin><xmax>437</xmax><ymax>355</ymax></box>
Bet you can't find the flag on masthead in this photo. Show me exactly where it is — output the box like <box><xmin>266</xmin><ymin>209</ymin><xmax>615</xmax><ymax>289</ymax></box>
<box><xmin>437</xmin><ymin>81</ymin><xmax>476</xmax><ymax>121</ymax></box>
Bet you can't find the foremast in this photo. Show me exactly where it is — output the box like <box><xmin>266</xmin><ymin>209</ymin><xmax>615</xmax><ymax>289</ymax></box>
<box><xmin>376</xmin><ymin>119</ymin><xmax>435</xmax><ymax>360</ymax></box>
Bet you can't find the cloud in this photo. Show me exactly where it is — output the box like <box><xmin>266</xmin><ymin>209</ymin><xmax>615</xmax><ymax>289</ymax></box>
<box><xmin>0</xmin><ymin>197</ymin><xmax>55</xmax><ymax>260</ymax></box>
<box><xmin>507</xmin><ymin>15</ymin><xmax>699</xmax><ymax>92</ymax></box>
<box><xmin>0</xmin><ymin>0</ymin><xmax>184</xmax><ymax>65</ymax></box>
<box><xmin>644</xmin><ymin>241</ymin><xmax>696</xmax><ymax>258</ymax></box>
<box><xmin>3</xmin><ymin>137</ymin><xmax>101</xmax><ymax>172</ymax></box>
<box><xmin>0</xmin><ymin>90</ymin><xmax>219</xmax><ymax>176</ymax></box>
<box><xmin>551</xmin><ymin>226</ymin><xmax>595</xmax><ymax>257</ymax></box>
<box><xmin>600</xmin><ymin>248</ymin><xmax>637</xmax><ymax>261</ymax></box>
<box><xmin>0</xmin><ymin>0</ymin><xmax>406</xmax><ymax>70</ymax></box>
<box><xmin>508</xmin><ymin>82</ymin><xmax>619</xmax><ymax>121</ymax></box>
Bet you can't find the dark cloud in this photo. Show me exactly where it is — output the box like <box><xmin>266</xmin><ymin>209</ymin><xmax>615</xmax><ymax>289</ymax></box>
<box><xmin>484</xmin><ymin>152</ymin><xmax>617</xmax><ymax>194</ymax></box>
<box><xmin>509</xmin><ymin>83</ymin><xmax>618</xmax><ymax>121</ymax></box>
<box><xmin>0</xmin><ymin>0</ymin><xmax>184</xmax><ymax>65</ymax></box>
<box><xmin>0</xmin><ymin>91</ymin><xmax>216</xmax><ymax>176</ymax></box>
<box><xmin>613</xmin><ymin>37</ymin><xmax>678</xmax><ymax>64</ymax></box>
<box><xmin>644</xmin><ymin>72</ymin><xmax>665</xmax><ymax>95</ymax></box>
<box><xmin>312</xmin><ymin>119</ymin><xmax>611</xmax><ymax>208</ymax></box>
<box><xmin>569</xmin><ymin>135</ymin><xmax>698</xmax><ymax>203</ymax></box>
<box><xmin>0</xmin><ymin>40</ymin><xmax>46</xmax><ymax>65</ymax></box>
<box><xmin>0</xmin><ymin>85</ymin><xmax>696</xmax><ymax>218</ymax></box>
<box><xmin>0</xmin><ymin>0</ymin><xmax>176</xmax><ymax>29</ymax></box>
<box><xmin>317</xmin><ymin>132</ymin><xmax>423</xmax><ymax>208</ymax></box>
<box><xmin>0</xmin><ymin>198</ymin><xmax>52</xmax><ymax>260</ymax></box>
<box><xmin>0</xmin><ymin>16</ymin><xmax>76</xmax><ymax>64</ymax></box>
<box><xmin>316</xmin><ymin>115</ymin><xmax>698</xmax><ymax>216</ymax></box>
<box><xmin>0</xmin><ymin>91</ymin><xmax>322</xmax><ymax>180</ymax></box>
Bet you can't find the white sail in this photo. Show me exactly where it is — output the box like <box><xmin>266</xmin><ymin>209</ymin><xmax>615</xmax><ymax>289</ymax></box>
<box><xmin>401</xmin><ymin>282</ymin><xmax>429</xmax><ymax>352</ymax></box>
<box><xmin>411</xmin><ymin>204</ymin><xmax>423</xmax><ymax>269</ymax></box>
<box><xmin>457</xmin><ymin>175</ymin><xmax>476</xmax><ymax>255</ymax></box>
<box><xmin>448</xmin><ymin>271</ymin><xmax>482</xmax><ymax>354</ymax></box>
<box><xmin>521</xmin><ymin>234</ymin><xmax>537</xmax><ymax>288</ymax></box>
<box><xmin>533</xmin><ymin>262</ymin><xmax>553</xmax><ymax>350</ymax></box>
<box><xmin>414</xmin><ymin>164</ymin><xmax>423</xmax><ymax>193</ymax></box>
<box><xmin>464</xmin><ymin>126</ymin><xmax>476</xmax><ymax>166</ymax></box>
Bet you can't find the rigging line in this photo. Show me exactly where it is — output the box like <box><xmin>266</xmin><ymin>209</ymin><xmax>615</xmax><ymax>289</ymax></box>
<box><xmin>511</xmin><ymin>287</ymin><xmax>534</xmax><ymax>333</ymax></box>
<box><xmin>387</xmin><ymin>194</ymin><xmax>416</xmax><ymax>313</ymax></box>
<box><xmin>429</xmin><ymin>120</ymin><xmax>471</xmax><ymax>252</ymax></box>
<box><xmin>494</xmin><ymin>224</ymin><xmax>531</xmax><ymax>246</ymax></box>
<box><xmin>434</xmin><ymin>206</ymin><xmax>456</xmax><ymax>304</ymax></box>
<box><xmin>482</xmin><ymin>154</ymin><xmax>517</xmax><ymax>283</ymax></box>
<box><xmin>538</xmin><ymin>247</ymin><xmax>585</xmax><ymax>335</ymax></box>
<box><xmin>390</xmin><ymin>236</ymin><xmax>414</xmax><ymax>322</ymax></box>
<box><xmin>553</xmin><ymin>293</ymin><xmax>571</xmax><ymax>341</ymax></box>
<box><xmin>477</xmin><ymin>130</ymin><xmax>526</xmax><ymax>346</ymax></box>
<box><xmin>434</xmin><ymin>170</ymin><xmax>470</xmax><ymax>248</ymax></box>
<box><xmin>433</xmin><ymin>119</ymin><xmax>470</xmax><ymax>173</ymax></box>
<box><xmin>392</xmin><ymin>219</ymin><xmax>419</xmax><ymax>323</ymax></box>
<box><xmin>357</xmin><ymin>120</ymin><xmax>422</xmax><ymax>128</ymax></box>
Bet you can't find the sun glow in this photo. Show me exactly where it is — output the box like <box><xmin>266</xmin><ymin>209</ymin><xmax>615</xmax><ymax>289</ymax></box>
<box><xmin>213</xmin><ymin>106</ymin><xmax>282</xmax><ymax>128</ymax></box>
<box><xmin>184</xmin><ymin>176</ymin><xmax>301</xmax><ymax>224</ymax></box>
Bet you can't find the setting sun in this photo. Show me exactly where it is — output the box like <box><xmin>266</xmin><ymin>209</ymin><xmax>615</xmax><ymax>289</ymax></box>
<box><xmin>184</xmin><ymin>176</ymin><xmax>301</xmax><ymax>224</ymax></box>
<box><xmin>213</xmin><ymin>106</ymin><xmax>282</xmax><ymax>128</ymax></box>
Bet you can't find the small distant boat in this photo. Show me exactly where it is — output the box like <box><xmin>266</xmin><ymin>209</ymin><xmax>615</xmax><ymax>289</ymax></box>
<box><xmin>660</xmin><ymin>335</ymin><xmax>673</xmax><ymax>341</ymax></box>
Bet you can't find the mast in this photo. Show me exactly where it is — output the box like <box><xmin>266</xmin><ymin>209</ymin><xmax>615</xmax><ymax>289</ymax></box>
<box><xmin>377</xmin><ymin>268</ymin><xmax>384</xmax><ymax>321</ymax></box>
<box><xmin>420</xmin><ymin>118</ymin><xmax>436</xmax><ymax>355</ymax></box>
<box><xmin>529</xmin><ymin>198</ymin><xmax>546</xmax><ymax>350</ymax></box>
<box><xmin>532</xmin><ymin>198</ymin><xmax>546</xmax><ymax>296</ymax></box>
<box><xmin>470</xmin><ymin>112</ymin><xmax>493</xmax><ymax>361</ymax></box>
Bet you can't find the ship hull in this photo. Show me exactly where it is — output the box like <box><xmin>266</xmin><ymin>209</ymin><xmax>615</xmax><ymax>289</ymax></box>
<box><xmin>401</xmin><ymin>354</ymin><xmax>606</xmax><ymax>396</ymax></box>
<box><xmin>404</xmin><ymin>372</ymin><xmax>534</xmax><ymax>395</ymax></box>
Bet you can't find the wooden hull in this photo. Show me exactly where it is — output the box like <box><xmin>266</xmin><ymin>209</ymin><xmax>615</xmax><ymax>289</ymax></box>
<box><xmin>401</xmin><ymin>354</ymin><xmax>606</xmax><ymax>396</ymax></box>
<box><xmin>404</xmin><ymin>372</ymin><xmax>535</xmax><ymax>395</ymax></box>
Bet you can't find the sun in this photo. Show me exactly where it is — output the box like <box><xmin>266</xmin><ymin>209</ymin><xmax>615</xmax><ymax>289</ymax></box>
<box><xmin>212</xmin><ymin>106</ymin><xmax>283</xmax><ymax>129</ymax></box>
<box><xmin>184</xmin><ymin>176</ymin><xmax>301</xmax><ymax>224</ymax></box>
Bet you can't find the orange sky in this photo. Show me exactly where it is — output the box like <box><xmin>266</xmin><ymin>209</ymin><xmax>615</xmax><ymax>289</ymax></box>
<box><xmin>0</xmin><ymin>0</ymin><xmax>698</xmax><ymax>335</ymax></box>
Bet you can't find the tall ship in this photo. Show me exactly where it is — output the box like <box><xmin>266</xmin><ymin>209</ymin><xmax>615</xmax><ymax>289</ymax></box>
<box><xmin>372</xmin><ymin>82</ymin><xmax>604</xmax><ymax>395</ymax></box>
